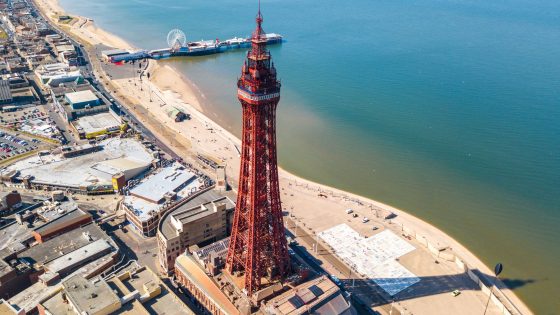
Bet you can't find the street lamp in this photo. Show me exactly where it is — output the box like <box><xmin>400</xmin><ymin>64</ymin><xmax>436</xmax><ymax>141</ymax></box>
<box><xmin>147</xmin><ymin>72</ymin><xmax>153</xmax><ymax>102</ymax></box>
<box><xmin>483</xmin><ymin>263</ymin><xmax>503</xmax><ymax>315</ymax></box>
<box><xmin>348</xmin><ymin>262</ymin><xmax>357</xmax><ymax>288</ymax></box>
<box><xmin>139</xmin><ymin>62</ymin><xmax>143</xmax><ymax>91</ymax></box>
<box><xmin>131</xmin><ymin>59</ymin><xmax>137</xmax><ymax>86</ymax></box>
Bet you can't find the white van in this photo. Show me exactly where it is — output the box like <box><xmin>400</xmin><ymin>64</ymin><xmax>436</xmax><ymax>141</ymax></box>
<box><xmin>346</xmin><ymin>208</ymin><xmax>353</xmax><ymax>214</ymax></box>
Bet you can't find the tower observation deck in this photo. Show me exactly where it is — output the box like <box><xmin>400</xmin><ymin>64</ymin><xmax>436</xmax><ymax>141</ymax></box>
<box><xmin>226</xmin><ymin>5</ymin><xmax>290</xmax><ymax>295</ymax></box>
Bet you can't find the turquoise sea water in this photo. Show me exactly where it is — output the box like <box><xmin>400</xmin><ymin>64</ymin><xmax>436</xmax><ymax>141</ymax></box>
<box><xmin>60</xmin><ymin>0</ymin><xmax>560</xmax><ymax>313</ymax></box>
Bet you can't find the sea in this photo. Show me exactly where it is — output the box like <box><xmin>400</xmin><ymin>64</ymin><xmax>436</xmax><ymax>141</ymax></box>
<box><xmin>59</xmin><ymin>0</ymin><xmax>560</xmax><ymax>313</ymax></box>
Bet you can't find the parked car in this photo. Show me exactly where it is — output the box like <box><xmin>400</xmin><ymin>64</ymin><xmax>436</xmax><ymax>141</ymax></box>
<box><xmin>329</xmin><ymin>274</ymin><xmax>342</xmax><ymax>287</ymax></box>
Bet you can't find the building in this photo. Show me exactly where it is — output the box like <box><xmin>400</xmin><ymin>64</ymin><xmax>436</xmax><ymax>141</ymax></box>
<box><xmin>0</xmin><ymin>79</ymin><xmax>12</xmax><ymax>106</ymax></box>
<box><xmin>175</xmin><ymin>254</ymin><xmax>243</xmax><ymax>315</ymax></box>
<box><xmin>0</xmin><ymin>299</ymin><xmax>24</xmax><ymax>315</ymax></box>
<box><xmin>0</xmin><ymin>190</ymin><xmax>21</xmax><ymax>214</ymax></box>
<box><xmin>174</xmin><ymin>237</ymin><xmax>355</xmax><ymax>315</ymax></box>
<box><xmin>57</xmin><ymin>274</ymin><xmax>121</xmax><ymax>315</ymax></box>
<box><xmin>65</xmin><ymin>90</ymin><xmax>99</xmax><ymax>109</ymax></box>
<box><xmin>38</xmin><ymin>266</ymin><xmax>195</xmax><ymax>315</ymax></box>
<box><xmin>0</xmin><ymin>258</ymin><xmax>30</xmax><ymax>301</ymax></box>
<box><xmin>226</xmin><ymin>6</ymin><xmax>289</xmax><ymax>294</ymax></box>
<box><xmin>0</xmin><ymin>75</ymin><xmax>39</xmax><ymax>106</ymax></box>
<box><xmin>157</xmin><ymin>190</ymin><xmax>235</xmax><ymax>272</ymax></box>
<box><xmin>100</xmin><ymin>49</ymin><xmax>128</xmax><ymax>61</ymax></box>
<box><xmin>3</xmin><ymin>138</ymin><xmax>154</xmax><ymax>195</ymax></box>
<box><xmin>166</xmin><ymin>106</ymin><xmax>190</xmax><ymax>122</ymax></box>
<box><xmin>123</xmin><ymin>162</ymin><xmax>208</xmax><ymax>237</ymax></box>
<box><xmin>44</xmin><ymin>239</ymin><xmax>114</xmax><ymax>278</ymax></box>
<box><xmin>53</xmin><ymin>43</ymin><xmax>77</xmax><ymax>66</ymax></box>
<box><xmin>72</xmin><ymin>111</ymin><xmax>126</xmax><ymax>139</ymax></box>
<box><xmin>1</xmin><ymin>222</ymin><xmax>118</xmax><ymax>304</ymax></box>
<box><xmin>31</xmin><ymin>208</ymin><xmax>92</xmax><ymax>243</ymax></box>
<box><xmin>263</xmin><ymin>276</ymin><xmax>354</xmax><ymax>315</ymax></box>
<box><xmin>105</xmin><ymin>266</ymin><xmax>195</xmax><ymax>314</ymax></box>
<box><xmin>51</xmin><ymin>84</ymin><xmax>110</xmax><ymax>122</ymax></box>
<box><xmin>34</xmin><ymin>63</ymin><xmax>83</xmax><ymax>89</ymax></box>
<box><xmin>0</xmin><ymin>60</ymin><xmax>9</xmax><ymax>74</ymax></box>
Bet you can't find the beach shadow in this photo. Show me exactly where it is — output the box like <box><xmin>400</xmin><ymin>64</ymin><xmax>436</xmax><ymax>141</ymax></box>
<box><xmin>342</xmin><ymin>270</ymin><xmax>535</xmax><ymax>309</ymax></box>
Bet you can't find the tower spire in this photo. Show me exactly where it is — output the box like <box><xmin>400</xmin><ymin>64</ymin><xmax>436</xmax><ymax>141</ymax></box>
<box><xmin>254</xmin><ymin>0</ymin><xmax>264</xmax><ymax>39</ymax></box>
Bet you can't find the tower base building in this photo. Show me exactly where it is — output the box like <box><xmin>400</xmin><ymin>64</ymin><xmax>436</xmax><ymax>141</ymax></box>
<box><xmin>174</xmin><ymin>240</ymin><xmax>355</xmax><ymax>315</ymax></box>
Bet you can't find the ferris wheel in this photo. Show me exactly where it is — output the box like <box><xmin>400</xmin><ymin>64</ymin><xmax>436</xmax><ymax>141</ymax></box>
<box><xmin>167</xmin><ymin>28</ymin><xmax>187</xmax><ymax>49</ymax></box>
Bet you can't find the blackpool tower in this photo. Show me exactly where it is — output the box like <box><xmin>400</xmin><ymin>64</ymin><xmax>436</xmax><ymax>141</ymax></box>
<box><xmin>226</xmin><ymin>5</ymin><xmax>290</xmax><ymax>294</ymax></box>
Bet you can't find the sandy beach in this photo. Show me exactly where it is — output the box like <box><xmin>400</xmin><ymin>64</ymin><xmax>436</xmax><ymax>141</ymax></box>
<box><xmin>32</xmin><ymin>0</ymin><xmax>533</xmax><ymax>314</ymax></box>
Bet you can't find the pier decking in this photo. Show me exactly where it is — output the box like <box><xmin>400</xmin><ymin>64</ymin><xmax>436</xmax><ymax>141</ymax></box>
<box><xmin>107</xmin><ymin>33</ymin><xmax>283</xmax><ymax>63</ymax></box>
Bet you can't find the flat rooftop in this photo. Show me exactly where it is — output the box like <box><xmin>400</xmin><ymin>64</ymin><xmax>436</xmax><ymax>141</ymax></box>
<box><xmin>91</xmin><ymin>157</ymin><xmax>150</xmax><ymax>177</ymax></box>
<box><xmin>40</xmin><ymin>291</ymin><xmax>74</xmax><ymax>315</ymax></box>
<box><xmin>21</xmin><ymin>222</ymin><xmax>114</xmax><ymax>266</ymax></box>
<box><xmin>124</xmin><ymin>163</ymin><xmax>204</xmax><ymax>222</ymax></box>
<box><xmin>5</xmin><ymin>138</ymin><xmax>153</xmax><ymax>189</ymax></box>
<box><xmin>0</xmin><ymin>223</ymin><xmax>32</xmax><ymax>258</ymax></box>
<box><xmin>63</xmin><ymin>274</ymin><xmax>120</xmax><ymax>314</ymax></box>
<box><xmin>193</xmin><ymin>237</ymin><xmax>230</xmax><ymax>264</ymax></box>
<box><xmin>159</xmin><ymin>189</ymin><xmax>236</xmax><ymax>239</ymax></box>
<box><xmin>114</xmin><ymin>267</ymin><xmax>195</xmax><ymax>315</ymax></box>
<box><xmin>33</xmin><ymin>207</ymin><xmax>90</xmax><ymax>236</ymax></box>
<box><xmin>170</xmin><ymin>196</ymin><xmax>234</xmax><ymax>230</ymax></box>
<box><xmin>9</xmin><ymin>251</ymin><xmax>117</xmax><ymax>313</ymax></box>
<box><xmin>265</xmin><ymin>276</ymin><xmax>353</xmax><ymax>315</ymax></box>
<box><xmin>46</xmin><ymin>239</ymin><xmax>112</xmax><ymax>274</ymax></box>
<box><xmin>74</xmin><ymin>111</ymin><xmax>121</xmax><ymax>134</ymax></box>
<box><xmin>130</xmin><ymin>163</ymin><xmax>197</xmax><ymax>203</ymax></box>
<box><xmin>102</xmin><ymin>49</ymin><xmax>128</xmax><ymax>56</ymax></box>
<box><xmin>38</xmin><ymin>62</ymin><xmax>68</xmax><ymax>72</ymax></box>
<box><xmin>0</xmin><ymin>299</ymin><xmax>20</xmax><ymax>315</ymax></box>
<box><xmin>65</xmin><ymin>89</ymin><xmax>97</xmax><ymax>104</ymax></box>
<box><xmin>37</xmin><ymin>200</ymin><xmax>79</xmax><ymax>222</ymax></box>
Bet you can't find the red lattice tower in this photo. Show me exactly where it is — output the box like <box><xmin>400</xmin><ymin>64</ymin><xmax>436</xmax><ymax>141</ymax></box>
<box><xmin>226</xmin><ymin>6</ymin><xmax>289</xmax><ymax>294</ymax></box>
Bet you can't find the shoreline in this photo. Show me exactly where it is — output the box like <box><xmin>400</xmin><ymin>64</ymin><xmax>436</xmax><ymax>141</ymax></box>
<box><xmin>33</xmin><ymin>0</ymin><xmax>533</xmax><ymax>314</ymax></box>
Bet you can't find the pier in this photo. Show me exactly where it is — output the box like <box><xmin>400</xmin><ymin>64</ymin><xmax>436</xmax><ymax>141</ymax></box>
<box><xmin>104</xmin><ymin>28</ymin><xmax>283</xmax><ymax>63</ymax></box>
